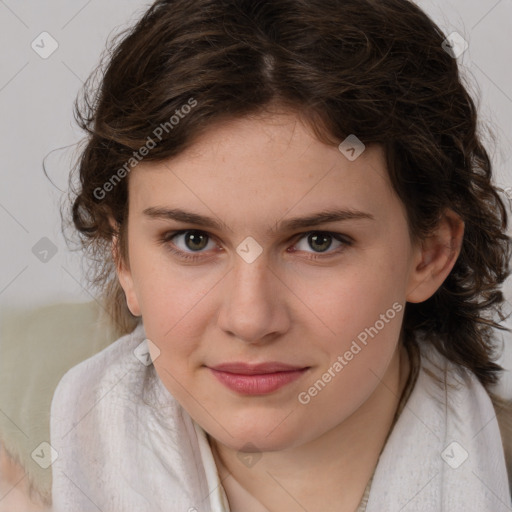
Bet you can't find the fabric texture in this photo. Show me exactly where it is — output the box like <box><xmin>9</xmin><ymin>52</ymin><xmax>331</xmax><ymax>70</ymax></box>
<box><xmin>49</xmin><ymin>321</ymin><xmax>512</xmax><ymax>512</ymax></box>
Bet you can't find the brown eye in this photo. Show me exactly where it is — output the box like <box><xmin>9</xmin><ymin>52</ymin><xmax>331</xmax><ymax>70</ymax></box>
<box><xmin>160</xmin><ymin>230</ymin><xmax>217</xmax><ymax>259</ymax></box>
<box><xmin>182</xmin><ymin>231</ymin><xmax>209</xmax><ymax>251</ymax></box>
<box><xmin>307</xmin><ymin>233</ymin><xmax>333</xmax><ymax>252</ymax></box>
<box><xmin>294</xmin><ymin>231</ymin><xmax>350</xmax><ymax>255</ymax></box>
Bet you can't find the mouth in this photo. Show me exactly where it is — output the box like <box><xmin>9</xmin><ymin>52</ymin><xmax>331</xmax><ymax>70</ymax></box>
<box><xmin>207</xmin><ymin>362</ymin><xmax>310</xmax><ymax>395</ymax></box>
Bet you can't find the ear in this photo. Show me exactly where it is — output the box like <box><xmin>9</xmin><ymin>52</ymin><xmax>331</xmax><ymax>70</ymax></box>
<box><xmin>110</xmin><ymin>217</ymin><xmax>142</xmax><ymax>317</ymax></box>
<box><xmin>406</xmin><ymin>209</ymin><xmax>465</xmax><ymax>303</ymax></box>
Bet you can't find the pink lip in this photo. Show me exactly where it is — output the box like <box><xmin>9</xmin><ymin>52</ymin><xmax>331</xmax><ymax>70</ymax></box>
<box><xmin>208</xmin><ymin>362</ymin><xmax>309</xmax><ymax>395</ymax></box>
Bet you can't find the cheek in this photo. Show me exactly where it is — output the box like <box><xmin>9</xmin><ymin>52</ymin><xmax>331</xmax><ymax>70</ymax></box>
<box><xmin>130</xmin><ymin>243</ymin><xmax>220</xmax><ymax>337</ymax></box>
<box><xmin>295</xmin><ymin>270</ymin><xmax>407</xmax><ymax>421</ymax></box>
<box><xmin>291</xmin><ymin>251</ymin><xmax>407</xmax><ymax>350</ymax></box>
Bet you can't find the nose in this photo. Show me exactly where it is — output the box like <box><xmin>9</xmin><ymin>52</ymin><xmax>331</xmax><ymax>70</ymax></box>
<box><xmin>216</xmin><ymin>254</ymin><xmax>290</xmax><ymax>344</ymax></box>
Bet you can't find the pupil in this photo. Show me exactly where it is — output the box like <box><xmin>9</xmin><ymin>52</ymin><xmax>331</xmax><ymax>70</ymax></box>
<box><xmin>186</xmin><ymin>231</ymin><xmax>207</xmax><ymax>251</ymax></box>
<box><xmin>310</xmin><ymin>233</ymin><xmax>331</xmax><ymax>252</ymax></box>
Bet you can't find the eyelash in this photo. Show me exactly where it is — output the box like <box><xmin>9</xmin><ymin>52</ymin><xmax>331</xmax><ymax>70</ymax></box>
<box><xmin>157</xmin><ymin>230</ymin><xmax>353</xmax><ymax>262</ymax></box>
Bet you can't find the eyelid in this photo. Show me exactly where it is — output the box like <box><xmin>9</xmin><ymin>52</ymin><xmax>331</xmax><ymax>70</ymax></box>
<box><xmin>160</xmin><ymin>229</ymin><xmax>353</xmax><ymax>260</ymax></box>
<box><xmin>289</xmin><ymin>231</ymin><xmax>353</xmax><ymax>254</ymax></box>
<box><xmin>160</xmin><ymin>229</ymin><xmax>220</xmax><ymax>255</ymax></box>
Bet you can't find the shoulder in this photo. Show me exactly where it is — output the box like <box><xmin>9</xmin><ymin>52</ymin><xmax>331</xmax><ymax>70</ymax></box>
<box><xmin>414</xmin><ymin>332</ymin><xmax>512</xmax><ymax>495</ymax></box>
<box><xmin>49</xmin><ymin>322</ymin><xmax>148</xmax><ymax>424</ymax></box>
<box><xmin>49</xmin><ymin>323</ymin><xmax>210</xmax><ymax>511</ymax></box>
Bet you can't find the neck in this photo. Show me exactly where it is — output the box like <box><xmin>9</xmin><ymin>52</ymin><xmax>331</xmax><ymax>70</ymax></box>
<box><xmin>209</xmin><ymin>342</ymin><xmax>411</xmax><ymax>512</ymax></box>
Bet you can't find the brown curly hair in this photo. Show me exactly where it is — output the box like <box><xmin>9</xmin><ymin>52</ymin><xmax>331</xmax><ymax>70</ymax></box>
<box><xmin>63</xmin><ymin>0</ymin><xmax>511</xmax><ymax>397</ymax></box>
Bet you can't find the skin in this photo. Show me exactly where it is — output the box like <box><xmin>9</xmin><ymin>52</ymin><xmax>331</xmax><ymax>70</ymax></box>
<box><xmin>114</xmin><ymin>110</ymin><xmax>464</xmax><ymax>511</ymax></box>
<box><xmin>0</xmin><ymin>444</ymin><xmax>50</xmax><ymax>512</ymax></box>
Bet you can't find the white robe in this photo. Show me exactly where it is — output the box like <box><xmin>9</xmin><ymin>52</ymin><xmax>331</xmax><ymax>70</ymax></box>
<box><xmin>49</xmin><ymin>322</ymin><xmax>511</xmax><ymax>511</ymax></box>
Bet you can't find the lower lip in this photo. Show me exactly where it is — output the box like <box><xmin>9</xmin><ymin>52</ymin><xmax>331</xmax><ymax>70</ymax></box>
<box><xmin>209</xmin><ymin>368</ymin><xmax>308</xmax><ymax>395</ymax></box>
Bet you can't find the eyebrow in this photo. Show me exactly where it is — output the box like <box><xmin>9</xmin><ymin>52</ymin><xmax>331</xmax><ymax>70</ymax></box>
<box><xmin>142</xmin><ymin>206</ymin><xmax>374</xmax><ymax>234</ymax></box>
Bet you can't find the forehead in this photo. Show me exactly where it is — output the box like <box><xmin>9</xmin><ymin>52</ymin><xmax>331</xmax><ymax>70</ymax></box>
<box><xmin>127</xmin><ymin>112</ymin><xmax>399</xmax><ymax>233</ymax></box>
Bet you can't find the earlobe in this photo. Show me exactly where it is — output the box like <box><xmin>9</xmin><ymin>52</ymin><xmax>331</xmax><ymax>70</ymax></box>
<box><xmin>406</xmin><ymin>209</ymin><xmax>465</xmax><ymax>304</ymax></box>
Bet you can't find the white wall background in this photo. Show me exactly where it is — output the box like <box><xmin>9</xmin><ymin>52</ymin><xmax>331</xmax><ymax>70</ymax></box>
<box><xmin>0</xmin><ymin>0</ymin><xmax>511</xmax><ymax>387</ymax></box>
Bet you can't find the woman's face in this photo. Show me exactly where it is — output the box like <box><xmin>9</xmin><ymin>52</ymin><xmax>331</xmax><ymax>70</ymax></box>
<box><xmin>116</xmin><ymin>111</ymin><xmax>424</xmax><ymax>452</ymax></box>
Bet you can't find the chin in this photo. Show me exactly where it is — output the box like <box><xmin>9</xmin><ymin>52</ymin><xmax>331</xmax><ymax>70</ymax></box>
<box><xmin>207</xmin><ymin>418</ymin><xmax>307</xmax><ymax>453</ymax></box>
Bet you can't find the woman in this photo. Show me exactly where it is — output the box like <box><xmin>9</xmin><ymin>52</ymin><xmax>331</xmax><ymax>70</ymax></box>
<box><xmin>49</xmin><ymin>0</ymin><xmax>512</xmax><ymax>510</ymax></box>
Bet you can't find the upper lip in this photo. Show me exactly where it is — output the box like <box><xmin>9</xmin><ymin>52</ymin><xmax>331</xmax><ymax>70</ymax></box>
<box><xmin>209</xmin><ymin>362</ymin><xmax>308</xmax><ymax>375</ymax></box>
